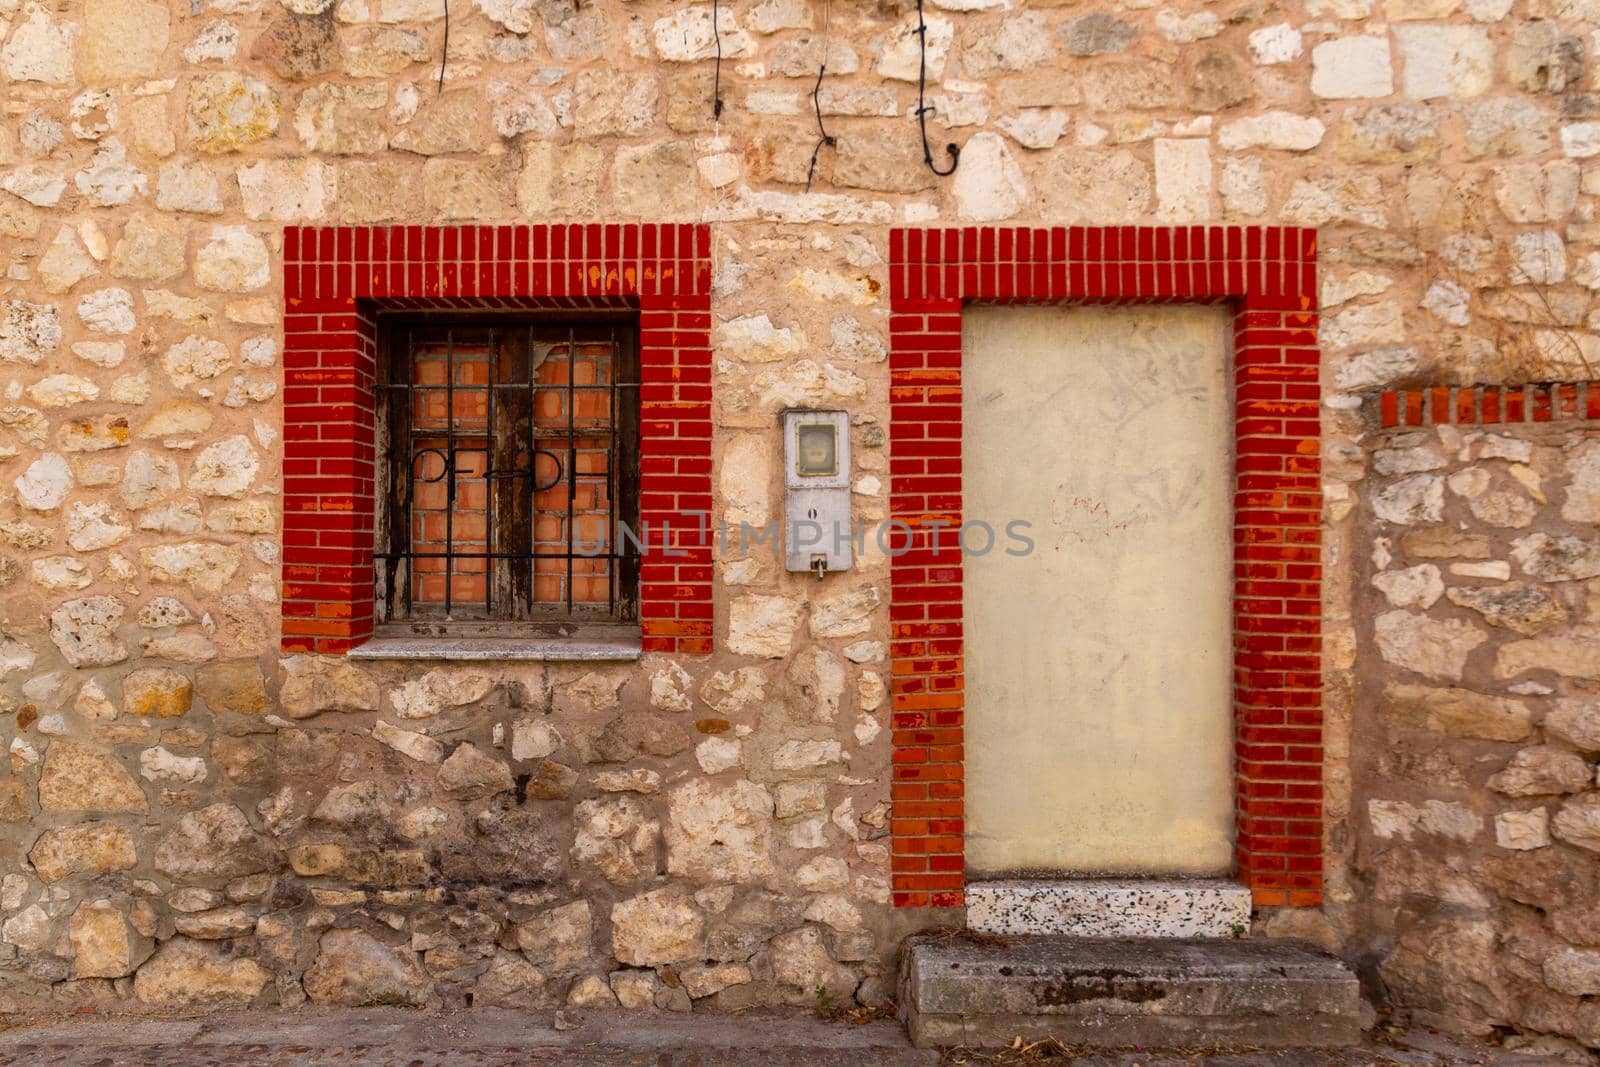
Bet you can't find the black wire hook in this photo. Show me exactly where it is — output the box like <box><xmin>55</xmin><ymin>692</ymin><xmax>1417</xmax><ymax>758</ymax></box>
<box><xmin>914</xmin><ymin>0</ymin><xmax>958</xmax><ymax>177</ymax></box>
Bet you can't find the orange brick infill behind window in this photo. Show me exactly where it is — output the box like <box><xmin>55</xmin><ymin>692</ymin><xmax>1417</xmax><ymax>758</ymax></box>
<box><xmin>888</xmin><ymin>226</ymin><xmax>1323</xmax><ymax>910</ymax></box>
<box><xmin>1379</xmin><ymin>382</ymin><xmax>1600</xmax><ymax>427</ymax></box>
<box><xmin>280</xmin><ymin>224</ymin><xmax>713</xmax><ymax>656</ymax></box>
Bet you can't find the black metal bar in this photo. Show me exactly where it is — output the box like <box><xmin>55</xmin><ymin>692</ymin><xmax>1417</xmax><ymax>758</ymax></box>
<box><xmin>566</xmin><ymin>326</ymin><xmax>576</xmax><ymax>616</ymax></box>
<box><xmin>485</xmin><ymin>326</ymin><xmax>496</xmax><ymax>620</ymax></box>
<box><xmin>404</xmin><ymin>327</ymin><xmax>416</xmax><ymax>617</ymax></box>
<box><xmin>444</xmin><ymin>327</ymin><xmax>454</xmax><ymax>617</ymax></box>
<box><xmin>607</xmin><ymin>325</ymin><xmax>617</xmax><ymax>615</ymax></box>
<box><xmin>385</xmin><ymin>320</ymin><xmax>639</xmax><ymax>625</ymax></box>
<box><xmin>534</xmin><ymin>327</ymin><xmax>547</xmax><ymax>617</ymax></box>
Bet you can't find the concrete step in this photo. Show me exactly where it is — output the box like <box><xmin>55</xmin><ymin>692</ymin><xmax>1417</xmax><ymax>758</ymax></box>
<box><xmin>965</xmin><ymin>878</ymin><xmax>1252</xmax><ymax>938</ymax></box>
<box><xmin>901</xmin><ymin>934</ymin><xmax>1361</xmax><ymax>1050</ymax></box>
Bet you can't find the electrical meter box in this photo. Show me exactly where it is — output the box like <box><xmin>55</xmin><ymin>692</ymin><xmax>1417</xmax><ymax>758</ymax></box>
<box><xmin>782</xmin><ymin>410</ymin><xmax>852</xmax><ymax>575</ymax></box>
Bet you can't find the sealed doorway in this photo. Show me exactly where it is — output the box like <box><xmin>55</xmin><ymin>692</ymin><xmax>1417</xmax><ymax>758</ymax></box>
<box><xmin>963</xmin><ymin>305</ymin><xmax>1235</xmax><ymax>876</ymax></box>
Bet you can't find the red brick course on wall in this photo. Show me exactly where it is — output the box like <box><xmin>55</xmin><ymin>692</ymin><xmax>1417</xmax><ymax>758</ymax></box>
<box><xmin>1380</xmin><ymin>382</ymin><xmax>1600</xmax><ymax>427</ymax></box>
<box><xmin>888</xmin><ymin>226</ymin><xmax>1323</xmax><ymax>910</ymax></box>
<box><xmin>280</xmin><ymin>224</ymin><xmax>714</xmax><ymax>656</ymax></box>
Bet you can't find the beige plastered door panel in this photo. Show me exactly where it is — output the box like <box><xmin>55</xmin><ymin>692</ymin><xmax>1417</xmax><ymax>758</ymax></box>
<box><xmin>963</xmin><ymin>304</ymin><xmax>1236</xmax><ymax>877</ymax></box>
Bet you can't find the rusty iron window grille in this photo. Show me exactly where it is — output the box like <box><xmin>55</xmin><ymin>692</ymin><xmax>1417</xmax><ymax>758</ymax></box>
<box><xmin>375</xmin><ymin>319</ymin><xmax>640</xmax><ymax>634</ymax></box>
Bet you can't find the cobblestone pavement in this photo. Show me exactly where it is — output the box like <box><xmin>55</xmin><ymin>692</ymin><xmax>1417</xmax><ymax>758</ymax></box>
<box><xmin>0</xmin><ymin>1009</ymin><xmax>1587</xmax><ymax>1067</ymax></box>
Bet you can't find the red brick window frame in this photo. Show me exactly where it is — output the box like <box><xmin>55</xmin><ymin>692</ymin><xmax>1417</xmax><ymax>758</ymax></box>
<box><xmin>280</xmin><ymin>224</ymin><xmax>713</xmax><ymax>657</ymax></box>
<box><xmin>888</xmin><ymin>226</ymin><xmax>1322</xmax><ymax>909</ymax></box>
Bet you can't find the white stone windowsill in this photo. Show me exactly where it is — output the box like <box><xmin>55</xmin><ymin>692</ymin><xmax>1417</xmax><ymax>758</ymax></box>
<box><xmin>347</xmin><ymin>632</ymin><xmax>643</xmax><ymax>663</ymax></box>
<box><xmin>966</xmin><ymin>878</ymin><xmax>1252</xmax><ymax>939</ymax></box>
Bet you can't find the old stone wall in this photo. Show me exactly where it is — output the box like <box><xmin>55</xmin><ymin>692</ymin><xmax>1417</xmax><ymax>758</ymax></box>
<box><xmin>1353</xmin><ymin>419</ymin><xmax>1600</xmax><ymax>1047</ymax></box>
<box><xmin>0</xmin><ymin>0</ymin><xmax>1596</xmax><ymax>1039</ymax></box>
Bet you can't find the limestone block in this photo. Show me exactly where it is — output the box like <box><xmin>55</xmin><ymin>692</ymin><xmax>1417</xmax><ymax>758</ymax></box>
<box><xmin>1084</xmin><ymin>59</ymin><xmax>1179</xmax><ymax>110</ymax></box>
<box><xmin>71</xmin><ymin>899</ymin><xmax>153</xmax><ymax>979</ymax></box>
<box><xmin>571</xmin><ymin>797</ymin><xmax>659</xmax><ymax>883</ymax></box>
<box><xmin>571</xmin><ymin>71</ymin><xmax>658</xmax><ymax>139</ymax></box>
<box><xmin>0</xmin><ymin>301</ymin><xmax>62</xmax><ymax>365</ymax></box>
<box><xmin>1495</xmin><ymin>808</ymin><xmax>1550</xmax><ymax>850</ymax></box>
<box><xmin>28</xmin><ymin>822</ymin><xmax>138</xmax><ymax>883</ymax></box>
<box><xmin>1369</xmin><ymin>798</ymin><xmax>1482</xmax><ymax>842</ymax></box>
<box><xmin>195</xmin><ymin>227</ymin><xmax>270</xmax><ymax>292</ymax></box>
<box><xmin>78</xmin><ymin>289</ymin><xmax>135</xmax><ymax>335</ymax></box>
<box><xmin>1508</xmin><ymin>20</ymin><xmax>1585</xmax><ymax>93</ymax></box>
<box><xmin>1063</xmin><ymin>14</ymin><xmax>1135</xmax><ymax>57</ymax></box>
<box><xmin>188</xmin><ymin>436</ymin><xmax>260</xmax><ymax>498</ymax></box>
<box><xmin>372</xmin><ymin>720</ymin><xmax>444</xmax><ymax>763</ymax></box>
<box><xmin>1512</xmin><ymin>533</ymin><xmax>1600</xmax><ymax>581</ymax></box>
<box><xmin>38</xmin><ymin>227</ymin><xmax>99</xmax><ymax>294</ymax></box>
<box><xmin>1445</xmin><ymin>583</ymin><xmax>1566</xmax><ymax>635</ymax></box>
<box><xmin>651</xmin><ymin>8</ymin><xmax>754</xmax><ymax>61</ymax></box>
<box><xmin>39</xmin><ymin>740</ymin><xmax>146</xmax><ymax>813</ymax></box>
<box><xmin>509</xmin><ymin>899</ymin><xmax>593</xmax><ymax>977</ymax></box>
<box><xmin>303</xmin><ymin>929</ymin><xmax>428</xmax><ymax>1006</ymax></box>
<box><xmin>770</xmin><ymin>925</ymin><xmax>856</xmax><ymax>1000</ymax></box>
<box><xmin>1248</xmin><ymin>23</ymin><xmax>1302</xmax><ymax>64</ymax></box>
<box><xmin>1374</xmin><ymin>610</ymin><xmax>1486</xmax><ymax>680</ymax></box>
<box><xmin>123</xmin><ymin>666</ymin><xmax>194</xmax><ymax>718</ymax></box>
<box><xmin>1545</xmin><ymin>699</ymin><xmax>1600</xmax><ymax>752</ymax></box>
<box><xmin>48</xmin><ymin>596</ymin><xmax>129</xmax><ymax>668</ymax></box>
<box><xmin>437</xmin><ymin>743</ymin><xmax>515</xmax><ymax>800</ymax></box>
<box><xmin>1371</xmin><ymin>564</ymin><xmax>1444</xmax><ymax>608</ymax></box>
<box><xmin>877</xmin><ymin>13</ymin><xmax>951</xmax><ymax>82</ymax></box>
<box><xmin>141</xmin><ymin>542</ymin><xmax>242</xmax><ymax>596</ymax></box>
<box><xmin>1561</xmin><ymin>442</ymin><xmax>1600</xmax><ymax>522</ymax></box>
<box><xmin>728</xmin><ymin>594</ymin><xmax>802</xmax><ymax>657</ymax></box>
<box><xmin>1553</xmin><ymin>793</ymin><xmax>1600</xmax><ymax>852</ymax></box>
<box><xmin>84</xmin><ymin>0</ymin><xmax>169</xmax><ymax>82</ymax></box>
<box><xmin>611</xmin><ymin>141</ymin><xmax>695</xmax><ymax>217</ymax></box>
<box><xmin>1488</xmin><ymin>746</ymin><xmax>1591</xmax><ymax>796</ymax></box>
<box><xmin>701</xmin><ymin>667</ymin><xmax>767</xmax><ymax>714</ymax></box>
<box><xmin>187</xmin><ymin>74</ymin><xmax>280</xmax><ymax>153</ymax></box>
<box><xmin>193</xmin><ymin>660</ymin><xmax>267</xmax><ymax>717</ymax></box>
<box><xmin>1510</xmin><ymin>230</ymin><xmax>1566</xmax><ymax>284</ymax></box>
<box><xmin>238</xmin><ymin>159</ymin><xmax>334</xmax><ymax>220</ymax></box>
<box><xmin>1282</xmin><ymin>174</ymin><xmax>1388</xmax><ymax>228</ymax></box>
<box><xmin>1496</xmin><ymin>627</ymin><xmax>1600</xmax><ymax>679</ymax></box>
<box><xmin>110</xmin><ymin>215</ymin><xmax>186</xmax><ymax>280</ymax></box>
<box><xmin>155</xmin><ymin>803</ymin><xmax>277</xmax><ymax>882</ymax></box>
<box><xmin>1219</xmin><ymin>112</ymin><xmax>1325</xmax><ymax>152</ymax></box>
<box><xmin>511</xmin><ymin>718</ymin><xmax>562</xmax><ymax>760</ymax></box>
<box><xmin>1372</xmin><ymin>475</ymin><xmax>1445</xmax><ymax>525</ymax></box>
<box><xmin>1493</xmin><ymin>161</ymin><xmax>1578</xmax><ymax>223</ymax></box>
<box><xmin>1154</xmin><ymin>138</ymin><xmax>1211</xmax><ymax>222</ymax></box>
<box><xmin>665</xmin><ymin>779</ymin><xmax>777</xmax><ymax>883</ymax></box>
<box><xmin>1311</xmin><ymin>37</ymin><xmax>1394</xmax><ymax>99</ymax></box>
<box><xmin>140</xmin><ymin>746</ymin><xmax>208</xmax><ymax>784</ymax></box>
<box><xmin>1</xmin><ymin>6</ymin><xmax>75</xmax><ymax>84</ymax></box>
<box><xmin>611</xmin><ymin>888</ymin><xmax>705</xmax><ymax>966</ymax></box>
<box><xmin>951</xmin><ymin>132</ymin><xmax>1027</xmax><ymax>222</ymax></box>
<box><xmin>15</xmin><ymin>453</ymin><xmax>71</xmax><ymax>511</ymax></box>
<box><xmin>1037</xmin><ymin>149</ymin><xmax>1151</xmax><ymax>224</ymax></box>
<box><xmin>76</xmin><ymin>140</ymin><xmax>148</xmax><ymax>207</ymax></box>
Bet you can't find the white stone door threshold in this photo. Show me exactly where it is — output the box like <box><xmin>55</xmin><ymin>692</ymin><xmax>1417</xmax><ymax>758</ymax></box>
<box><xmin>965</xmin><ymin>879</ymin><xmax>1251</xmax><ymax>938</ymax></box>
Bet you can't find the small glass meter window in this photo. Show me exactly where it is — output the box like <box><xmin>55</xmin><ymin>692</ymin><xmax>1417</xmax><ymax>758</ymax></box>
<box><xmin>796</xmin><ymin>423</ymin><xmax>838</xmax><ymax>477</ymax></box>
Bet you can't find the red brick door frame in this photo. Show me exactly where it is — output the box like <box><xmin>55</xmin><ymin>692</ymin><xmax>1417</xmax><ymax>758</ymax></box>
<box><xmin>887</xmin><ymin>226</ymin><xmax>1323</xmax><ymax>909</ymax></box>
<box><xmin>280</xmin><ymin>224</ymin><xmax>714</xmax><ymax>657</ymax></box>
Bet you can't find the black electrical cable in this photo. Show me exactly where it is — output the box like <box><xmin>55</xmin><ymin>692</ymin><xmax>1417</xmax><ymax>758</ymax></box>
<box><xmin>438</xmin><ymin>0</ymin><xmax>449</xmax><ymax>95</ymax></box>
<box><xmin>804</xmin><ymin>0</ymin><xmax>837</xmax><ymax>192</ymax></box>
<box><xmin>711</xmin><ymin>0</ymin><xmax>725</xmax><ymax>119</ymax></box>
<box><xmin>804</xmin><ymin>62</ymin><xmax>836</xmax><ymax>192</ymax></box>
<box><xmin>914</xmin><ymin>0</ymin><xmax>958</xmax><ymax>176</ymax></box>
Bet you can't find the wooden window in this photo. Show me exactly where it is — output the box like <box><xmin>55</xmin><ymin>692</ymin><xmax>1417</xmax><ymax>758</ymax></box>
<box><xmin>374</xmin><ymin>318</ymin><xmax>640</xmax><ymax>634</ymax></box>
